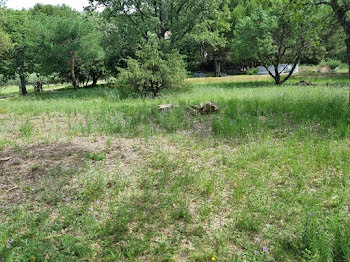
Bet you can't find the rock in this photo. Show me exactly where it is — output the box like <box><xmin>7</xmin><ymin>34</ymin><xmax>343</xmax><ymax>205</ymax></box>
<box><xmin>297</xmin><ymin>81</ymin><xmax>315</xmax><ymax>86</ymax></box>
<box><xmin>199</xmin><ymin>102</ymin><xmax>219</xmax><ymax>115</ymax></box>
<box><xmin>186</xmin><ymin>107</ymin><xmax>199</xmax><ymax>116</ymax></box>
<box><xmin>189</xmin><ymin>105</ymin><xmax>201</xmax><ymax>110</ymax></box>
<box><xmin>159</xmin><ymin>102</ymin><xmax>218</xmax><ymax>116</ymax></box>
<box><xmin>186</xmin><ymin>102</ymin><xmax>219</xmax><ymax>116</ymax></box>
<box><xmin>158</xmin><ymin>104</ymin><xmax>178</xmax><ymax>112</ymax></box>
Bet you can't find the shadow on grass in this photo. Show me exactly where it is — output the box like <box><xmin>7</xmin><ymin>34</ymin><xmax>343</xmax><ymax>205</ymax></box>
<box><xmin>202</xmin><ymin>80</ymin><xmax>275</xmax><ymax>89</ymax></box>
<box><xmin>29</xmin><ymin>84</ymin><xmax>123</xmax><ymax>101</ymax></box>
<box><xmin>197</xmin><ymin>73</ymin><xmax>349</xmax><ymax>89</ymax></box>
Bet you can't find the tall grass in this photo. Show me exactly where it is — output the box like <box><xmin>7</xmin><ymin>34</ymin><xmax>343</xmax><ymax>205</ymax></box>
<box><xmin>1</xmin><ymin>75</ymin><xmax>349</xmax><ymax>140</ymax></box>
<box><xmin>2</xmin><ymin>73</ymin><xmax>350</xmax><ymax>261</ymax></box>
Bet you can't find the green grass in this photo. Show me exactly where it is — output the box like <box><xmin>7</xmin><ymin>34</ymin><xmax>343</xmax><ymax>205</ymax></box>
<box><xmin>0</xmin><ymin>83</ymin><xmax>71</xmax><ymax>96</ymax></box>
<box><xmin>1</xmin><ymin>73</ymin><xmax>350</xmax><ymax>261</ymax></box>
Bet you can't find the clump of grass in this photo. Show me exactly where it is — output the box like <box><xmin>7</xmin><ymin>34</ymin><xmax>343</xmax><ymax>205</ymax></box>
<box><xmin>19</xmin><ymin>120</ymin><xmax>34</xmax><ymax>138</ymax></box>
<box><xmin>81</xmin><ymin>173</ymin><xmax>106</xmax><ymax>201</ymax></box>
<box><xmin>84</xmin><ymin>151</ymin><xmax>106</xmax><ymax>161</ymax></box>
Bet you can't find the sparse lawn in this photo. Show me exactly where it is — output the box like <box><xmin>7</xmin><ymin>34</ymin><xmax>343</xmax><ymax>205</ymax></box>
<box><xmin>1</xmin><ymin>73</ymin><xmax>350</xmax><ymax>261</ymax></box>
<box><xmin>0</xmin><ymin>84</ymin><xmax>71</xmax><ymax>97</ymax></box>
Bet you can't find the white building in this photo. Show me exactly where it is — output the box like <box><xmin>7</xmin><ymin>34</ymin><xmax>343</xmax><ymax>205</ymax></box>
<box><xmin>257</xmin><ymin>64</ymin><xmax>299</xmax><ymax>75</ymax></box>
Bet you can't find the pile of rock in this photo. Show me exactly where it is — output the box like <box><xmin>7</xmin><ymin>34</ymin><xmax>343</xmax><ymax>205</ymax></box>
<box><xmin>158</xmin><ymin>102</ymin><xmax>219</xmax><ymax>116</ymax></box>
<box><xmin>297</xmin><ymin>81</ymin><xmax>315</xmax><ymax>86</ymax></box>
<box><xmin>157</xmin><ymin>104</ymin><xmax>179</xmax><ymax>111</ymax></box>
<box><xmin>188</xmin><ymin>102</ymin><xmax>219</xmax><ymax>116</ymax></box>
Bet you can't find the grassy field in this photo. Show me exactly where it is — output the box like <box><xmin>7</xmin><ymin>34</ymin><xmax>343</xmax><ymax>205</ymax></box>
<box><xmin>1</xmin><ymin>73</ymin><xmax>350</xmax><ymax>261</ymax></box>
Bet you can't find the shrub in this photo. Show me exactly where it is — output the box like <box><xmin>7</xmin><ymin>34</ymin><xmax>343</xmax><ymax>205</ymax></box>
<box><xmin>320</xmin><ymin>59</ymin><xmax>342</xmax><ymax>70</ymax></box>
<box><xmin>247</xmin><ymin>67</ymin><xmax>258</xmax><ymax>75</ymax></box>
<box><xmin>118</xmin><ymin>36</ymin><xmax>187</xmax><ymax>98</ymax></box>
<box><xmin>327</xmin><ymin>59</ymin><xmax>342</xmax><ymax>70</ymax></box>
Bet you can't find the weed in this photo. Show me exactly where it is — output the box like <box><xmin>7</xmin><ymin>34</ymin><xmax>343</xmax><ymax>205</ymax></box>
<box><xmin>84</xmin><ymin>151</ymin><xmax>106</xmax><ymax>161</ymax></box>
<box><xmin>19</xmin><ymin>120</ymin><xmax>34</xmax><ymax>138</ymax></box>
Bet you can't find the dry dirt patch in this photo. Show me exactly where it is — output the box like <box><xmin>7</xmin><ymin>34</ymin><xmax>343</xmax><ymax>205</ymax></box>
<box><xmin>0</xmin><ymin>136</ymin><xmax>146</xmax><ymax>208</ymax></box>
<box><xmin>0</xmin><ymin>142</ymin><xmax>86</xmax><ymax>207</ymax></box>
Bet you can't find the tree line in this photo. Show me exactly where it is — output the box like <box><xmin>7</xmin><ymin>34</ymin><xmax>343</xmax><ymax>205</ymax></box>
<box><xmin>0</xmin><ymin>0</ymin><xmax>349</xmax><ymax>96</ymax></box>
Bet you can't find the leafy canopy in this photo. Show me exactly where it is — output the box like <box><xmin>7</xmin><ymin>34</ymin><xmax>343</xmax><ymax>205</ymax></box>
<box><xmin>232</xmin><ymin>0</ymin><xmax>320</xmax><ymax>84</ymax></box>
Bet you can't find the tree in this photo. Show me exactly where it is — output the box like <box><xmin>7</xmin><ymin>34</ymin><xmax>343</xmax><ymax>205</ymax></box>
<box><xmin>89</xmin><ymin>0</ymin><xmax>226</xmax><ymax>45</ymax></box>
<box><xmin>179</xmin><ymin>0</ymin><xmax>272</xmax><ymax>76</ymax></box>
<box><xmin>314</xmin><ymin>1</ymin><xmax>350</xmax><ymax>81</ymax></box>
<box><xmin>118</xmin><ymin>36</ymin><xmax>187</xmax><ymax>97</ymax></box>
<box><xmin>31</xmin><ymin>6</ymin><xmax>104</xmax><ymax>90</ymax></box>
<box><xmin>0</xmin><ymin>4</ymin><xmax>10</xmax><ymax>56</ymax></box>
<box><xmin>181</xmin><ymin>0</ymin><xmax>231</xmax><ymax>76</ymax></box>
<box><xmin>0</xmin><ymin>9</ymin><xmax>35</xmax><ymax>95</ymax></box>
<box><xmin>231</xmin><ymin>0</ymin><xmax>320</xmax><ymax>85</ymax></box>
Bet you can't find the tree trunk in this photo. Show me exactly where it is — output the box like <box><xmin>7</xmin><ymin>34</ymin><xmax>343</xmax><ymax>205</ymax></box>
<box><xmin>214</xmin><ymin>58</ymin><xmax>221</xmax><ymax>77</ymax></box>
<box><xmin>274</xmin><ymin>64</ymin><xmax>281</xmax><ymax>85</ymax></box>
<box><xmin>281</xmin><ymin>62</ymin><xmax>299</xmax><ymax>85</ymax></box>
<box><xmin>19</xmin><ymin>74</ymin><xmax>27</xmax><ymax>96</ymax></box>
<box><xmin>71</xmin><ymin>56</ymin><xmax>78</xmax><ymax>90</ymax></box>
<box><xmin>35</xmin><ymin>82</ymin><xmax>43</xmax><ymax>92</ymax></box>
<box><xmin>345</xmin><ymin>34</ymin><xmax>350</xmax><ymax>104</ymax></box>
<box><xmin>263</xmin><ymin>65</ymin><xmax>278</xmax><ymax>84</ymax></box>
<box><xmin>92</xmin><ymin>75</ymin><xmax>98</xmax><ymax>87</ymax></box>
<box><xmin>35</xmin><ymin>74</ymin><xmax>43</xmax><ymax>92</ymax></box>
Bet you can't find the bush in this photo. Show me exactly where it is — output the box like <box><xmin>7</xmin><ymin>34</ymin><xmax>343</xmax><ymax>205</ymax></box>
<box><xmin>320</xmin><ymin>59</ymin><xmax>342</xmax><ymax>70</ymax></box>
<box><xmin>118</xmin><ymin>36</ymin><xmax>188</xmax><ymax>98</ymax></box>
<box><xmin>247</xmin><ymin>67</ymin><xmax>258</xmax><ymax>75</ymax></box>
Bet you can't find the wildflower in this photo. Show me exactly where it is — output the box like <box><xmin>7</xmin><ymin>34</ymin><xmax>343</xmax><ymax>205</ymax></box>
<box><xmin>253</xmin><ymin>250</ymin><xmax>258</xmax><ymax>255</ymax></box>
<box><xmin>212</xmin><ymin>257</ymin><xmax>216</xmax><ymax>261</ymax></box>
<box><xmin>89</xmin><ymin>207</ymin><xmax>93</xmax><ymax>212</ymax></box>
<box><xmin>7</xmin><ymin>239</ymin><xmax>13</xmax><ymax>248</ymax></box>
<box><xmin>262</xmin><ymin>246</ymin><xmax>268</xmax><ymax>253</ymax></box>
<box><xmin>308</xmin><ymin>213</ymin><xmax>312</xmax><ymax>217</ymax></box>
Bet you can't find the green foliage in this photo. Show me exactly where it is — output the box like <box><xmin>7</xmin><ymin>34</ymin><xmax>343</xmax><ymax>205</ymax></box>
<box><xmin>246</xmin><ymin>67</ymin><xmax>258</xmax><ymax>75</ymax></box>
<box><xmin>19</xmin><ymin>120</ymin><xmax>34</xmax><ymax>138</ymax></box>
<box><xmin>232</xmin><ymin>8</ymin><xmax>275</xmax><ymax>66</ymax></box>
<box><xmin>118</xmin><ymin>37</ymin><xmax>187</xmax><ymax>97</ymax></box>
<box><xmin>0</xmin><ymin>9</ymin><xmax>34</xmax><ymax>82</ymax></box>
<box><xmin>90</xmin><ymin>0</ymin><xmax>226</xmax><ymax>45</ymax></box>
<box><xmin>85</xmin><ymin>151</ymin><xmax>106</xmax><ymax>161</ymax></box>
<box><xmin>0</xmin><ymin>29</ymin><xmax>10</xmax><ymax>56</ymax></box>
<box><xmin>27</xmin><ymin>6</ymin><xmax>104</xmax><ymax>88</ymax></box>
<box><xmin>291</xmin><ymin>212</ymin><xmax>350</xmax><ymax>261</ymax></box>
<box><xmin>231</xmin><ymin>1</ymin><xmax>320</xmax><ymax>84</ymax></box>
<box><xmin>322</xmin><ymin>59</ymin><xmax>342</xmax><ymax>70</ymax></box>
